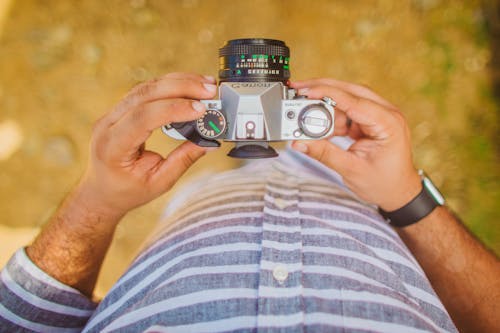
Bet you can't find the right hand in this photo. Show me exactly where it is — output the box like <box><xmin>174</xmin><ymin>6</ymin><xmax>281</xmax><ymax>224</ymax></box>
<box><xmin>290</xmin><ymin>78</ymin><xmax>422</xmax><ymax>212</ymax></box>
<box><xmin>77</xmin><ymin>72</ymin><xmax>218</xmax><ymax>219</ymax></box>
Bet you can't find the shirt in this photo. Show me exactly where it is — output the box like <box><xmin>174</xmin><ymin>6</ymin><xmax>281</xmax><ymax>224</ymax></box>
<box><xmin>0</xmin><ymin>147</ymin><xmax>458</xmax><ymax>333</ymax></box>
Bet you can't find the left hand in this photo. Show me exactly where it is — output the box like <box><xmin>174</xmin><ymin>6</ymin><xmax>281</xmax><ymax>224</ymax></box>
<box><xmin>290</xmin><ymin>78</ymin><xmax>421</xmax><ymax>211</ymax></box>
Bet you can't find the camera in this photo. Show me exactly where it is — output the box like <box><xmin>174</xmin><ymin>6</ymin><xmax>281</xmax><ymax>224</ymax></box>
<box><xmin>162</xmin><ymin>38</ymin><xmax>336</xmax><ymax>158</ymax></box>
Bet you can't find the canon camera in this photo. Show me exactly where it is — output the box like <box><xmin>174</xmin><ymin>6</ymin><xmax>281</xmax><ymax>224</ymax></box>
<box><xmin>162</xmin><ymin>38</ymin><xmax>336</xmax><ymax>158</ymax></box>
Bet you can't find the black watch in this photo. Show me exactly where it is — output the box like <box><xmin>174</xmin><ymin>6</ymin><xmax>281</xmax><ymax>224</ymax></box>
<box><xmin>378</xmin><ymin>170</ymin><xmax>445</xmax><ymax>227</ymax></box>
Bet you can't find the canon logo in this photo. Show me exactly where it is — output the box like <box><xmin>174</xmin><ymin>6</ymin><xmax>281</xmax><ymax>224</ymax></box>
<box><xmin>230</xmin><ymin>83</ymin><xmax>272</xmax><ymax>89</ymax></box>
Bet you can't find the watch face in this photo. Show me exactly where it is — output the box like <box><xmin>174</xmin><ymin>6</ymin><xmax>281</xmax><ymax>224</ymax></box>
<box><xmin>423</xmin><ymin>177</ymin><xmax>445</xmax><ymax>205</ymax></box>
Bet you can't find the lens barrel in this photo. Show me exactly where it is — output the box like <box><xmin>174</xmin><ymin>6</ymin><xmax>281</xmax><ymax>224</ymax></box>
<box><xmin>218</xmin><ymin>39</ymin><xmax>290</xmax><ymax>83</ymax></box>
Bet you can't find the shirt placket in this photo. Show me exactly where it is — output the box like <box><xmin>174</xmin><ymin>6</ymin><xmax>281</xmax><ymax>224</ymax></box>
<box><xmin>256</xmin><ymin>163</ymin><xmax>303</xmax><ymax>332</ymax></box>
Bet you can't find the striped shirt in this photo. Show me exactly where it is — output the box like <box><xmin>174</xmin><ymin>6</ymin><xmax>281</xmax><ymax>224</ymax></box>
<box><xmin>0</xmin><ymin>145</ymin><xmax>458</xmax><ymax>332</ymax></box>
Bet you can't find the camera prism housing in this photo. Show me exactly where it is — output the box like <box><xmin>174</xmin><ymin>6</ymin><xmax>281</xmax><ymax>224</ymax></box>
<box><xmin>162</xmin><ymin>39</ymin><xmax>336</xmax><ymax>158</ymax></box>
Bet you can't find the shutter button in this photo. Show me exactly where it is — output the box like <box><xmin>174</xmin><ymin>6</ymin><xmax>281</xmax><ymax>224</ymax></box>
<box><xmin>273</xmin><ymin>265</ymin><xmax>289</xmax><ymax>284</ymax></box>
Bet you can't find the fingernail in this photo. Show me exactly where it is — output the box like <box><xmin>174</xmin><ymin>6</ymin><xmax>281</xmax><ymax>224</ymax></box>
<box><xmin>204</xmin><ymin>146</ymin><xmax>219</xmax><ymax>152</ymax></box>
<box><xmin>293</xmin><ymin>142</ymin><xmax>309</xmax><ymax>153</ymax></box>
<box><xmin>203</xmin><ymin>83</ymin><xmax>217</xmax><ymax>93</ymax></box>
<box><xmin>298</xmin><ymin>88</ymin><xmax>309</xmax><ymax>96</ymax></box>
<box><xmin>192</xmin><ymin>101</ymin><xmax>205</xmax><ymax>113</ymax></box>
<box><xmin>203</xmin><ymin>75</ymin><xmax>216</xmax><ymax>83</ymax></box>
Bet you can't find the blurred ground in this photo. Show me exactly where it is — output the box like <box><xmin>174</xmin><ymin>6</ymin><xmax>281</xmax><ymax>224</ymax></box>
<box><xmin>0</xmin><ymin>0</ymin><xmax>498</xmax><ymax>298</ymax></box>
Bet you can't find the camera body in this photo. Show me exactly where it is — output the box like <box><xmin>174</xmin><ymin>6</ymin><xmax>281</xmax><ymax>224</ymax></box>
<box><xmin>162</xmin><ymin>39</ymin><xmax>336</xmax><ymax>158</ymax></box>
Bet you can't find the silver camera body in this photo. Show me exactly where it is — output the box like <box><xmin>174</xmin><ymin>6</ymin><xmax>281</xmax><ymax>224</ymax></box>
<box><xmin>162</xmin><ymin>38</ymin><xmax>336</xmax><ymax>158</ymax></box>
<box><xmin>163</xmin><ymin>81</ymin><xmax>335</xmax><ymax>158</ymax></box>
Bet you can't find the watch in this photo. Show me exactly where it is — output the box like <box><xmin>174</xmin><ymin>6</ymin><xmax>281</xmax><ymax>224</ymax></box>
<box><xmin>378</xmin><ymin>170</ymin><xmax>445</xmax><ymax>227</ymax></box>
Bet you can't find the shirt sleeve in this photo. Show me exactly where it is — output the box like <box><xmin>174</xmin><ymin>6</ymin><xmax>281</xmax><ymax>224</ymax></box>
<box><xmin>0</xmin><ymin>248</ymin><xmax>97</xmax><ymax>332</ymax></box>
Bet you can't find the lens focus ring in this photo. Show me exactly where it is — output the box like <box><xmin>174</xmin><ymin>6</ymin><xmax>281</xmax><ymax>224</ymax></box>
<box><xmin>219</xmin><ymin>39</ymin><xmax>289</xmax><ymax>57</ymax></box>
<box><xmin>218</xmin><ymin>38</ymin><xmax>290</xmax><ymax>83</ymax></box>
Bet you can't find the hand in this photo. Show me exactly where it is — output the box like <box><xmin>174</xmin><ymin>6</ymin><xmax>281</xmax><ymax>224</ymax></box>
<box><xmin>290</xmin><ymin>78</ymin><xmax>421</xmax><ymax>211</ymax></box>
<box><xmin>78</xmin><ymin>72</ymin><xmax>217</xmax><ymax>218</ymax></box>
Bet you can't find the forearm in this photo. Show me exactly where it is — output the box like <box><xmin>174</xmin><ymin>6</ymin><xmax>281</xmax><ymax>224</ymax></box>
<box><xmin>25</xmin><ymin>73</ymin><xmax>212</xmax><ymax>299</ymax></box>
<box><xmin>26</xmin><ymin>182</ymin><xmax>124</xmax><ymax>298</ymax></box>
<box><xmin>290</xmin><ymin>78</ymin><xmax>500</xmax><ymax>332</ymax></box>
<box><xmin>397</xmin><ymin>206</ymin><xmax>500</xmax><ymax>333</ymax></box>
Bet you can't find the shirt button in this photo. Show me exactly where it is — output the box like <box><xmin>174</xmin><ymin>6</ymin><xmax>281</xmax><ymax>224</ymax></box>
<box><xmin>274</xmin><ymin>198</ymin><xmax>289</xmax><ymax>209</ymax></box>
<box><xmin>273</xmin><ymin>265</ymin><xmax>289</xmax><ymax>284</ymax></box>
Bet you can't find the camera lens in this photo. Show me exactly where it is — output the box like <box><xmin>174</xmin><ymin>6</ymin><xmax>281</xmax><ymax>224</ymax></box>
<box><xmin>219</xmin><ymin>38</ymin><xmax>290</xmax><ymax>83</ymax></box>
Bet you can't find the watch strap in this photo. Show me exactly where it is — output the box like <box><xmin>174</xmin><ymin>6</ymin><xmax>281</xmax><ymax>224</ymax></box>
<box><xmin>378</xmin><ymin>183</ymin><xmax>440</xmax><ymax>227</ymax></box>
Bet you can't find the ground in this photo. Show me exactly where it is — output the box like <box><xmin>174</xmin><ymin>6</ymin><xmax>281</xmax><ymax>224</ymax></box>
<box><xmin>0</xmin><ymin>0</ymin><xmax>498</xmax><ymax>298</ymax></box>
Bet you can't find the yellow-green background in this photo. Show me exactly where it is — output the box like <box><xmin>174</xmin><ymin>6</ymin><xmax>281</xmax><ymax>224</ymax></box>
<box><xmin>0</xmin><ymin>0</ymin><xmax>498</xmax><ymax>297</ymax></box>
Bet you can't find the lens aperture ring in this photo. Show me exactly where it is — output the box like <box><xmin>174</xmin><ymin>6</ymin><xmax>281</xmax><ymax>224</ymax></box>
<box><xmin>218</xmin><ymin>39</ymin><xmax>291</xmax><ymax>83</ymax></box>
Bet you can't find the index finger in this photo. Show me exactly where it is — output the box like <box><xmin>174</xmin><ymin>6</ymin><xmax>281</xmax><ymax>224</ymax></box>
<box><xmin>125</xmin><ymin>76</ymin><xmax>217</xmax><ymax>112</ymax></box>
<box><xmin>291</xmin><ymin>78</ymin><xmax>398</xmax><ymax>110</ymax></box>
<box><xmin>297</xmin><ymin>84</ymin><xmax>401</xmax><ymax>140</ymax></box>
<box><xmin>103</xmin><ymin>76</ymin><xmax>217</xmax><ymax>127</ymax></box>
<box><xmin>107</xmin><ymin>97</ymin><xmax>206</xmax><ymax>160</ymax></box>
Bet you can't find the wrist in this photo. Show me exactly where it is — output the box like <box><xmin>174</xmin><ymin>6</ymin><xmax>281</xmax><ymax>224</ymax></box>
<box><xmin>377</xmin><ymin>169</ymin><xmax>422</xmax><ymax>212</ymax></box>
<box><xmin>66</xmin><ymin>180</ymin><xmax>126</xmax><ymax>230</ymax></box>
<box><xmin>26</xmin><ymin>181</ymin><xmax>123</xmax><ymax>297</ymax></box>
<box><xmin>379</xmin><ymin>170</ymin><xmax>445</xmax><ymax>227</ymax></box>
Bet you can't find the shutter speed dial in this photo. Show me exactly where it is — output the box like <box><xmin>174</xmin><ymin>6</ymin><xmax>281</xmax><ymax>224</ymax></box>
<box><xmin>196</xmin><ymin>109</ymin><xmax>227</xmax><ymax>139</ymax></box>
<box><xmin>298</xmin><ymin>104</ymin><xmax>333</xmax><ymax>138</ymax></box>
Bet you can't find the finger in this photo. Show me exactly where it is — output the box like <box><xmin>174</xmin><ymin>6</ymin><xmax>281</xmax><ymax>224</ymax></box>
<box><xmin>334</xmin><ymin>112</ymin><xmax>363</xmax><ymax>139</ymax></box>
<box><xmin>101</xmin><ymin>77</ymin><xmax>217</xmax><ymax>127</ymax></box>
<box><xmin>334</xmin><ymin>109</ymin><xmax>349</xmax><ymax>136</ymax></box>
<box><xmin>164</xmin><ymin>72</ymin><xmax>216</xmax><ymax>83</ymax></box>
<box><xmin>126</xmin><ymin>76</ymin><xmax>217</xmax><ymax>107</ymax></box>
<box><xmin>292</xmin><ymin>84</ymin><xmax>398</xmax><ymax>139</ymax></box>
<box><xmin>109</xmin><ymin>98</ymin><xmax>206</xmax><ymax>157</ymax></box>
<box><xmin>291</xmin><ymin>139</ymin><xmax>358</xmax><ymax>178</ymax></box>
<box><xmin>291</xmin><ymin>78</ymin><xmax>397</xmax><ymax>110</ymax></box>
<box><xmin>152</xmin><ymin>141</ymin><xmax>207</xmax><ymax>190</ymax></box>
<box><xmin>347</xmin><ymin>122</ymin><xmax>364</xmax><ymax>140</ymax></box>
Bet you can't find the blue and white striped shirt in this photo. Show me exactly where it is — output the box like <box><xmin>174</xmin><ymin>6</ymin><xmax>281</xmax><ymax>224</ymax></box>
<box><xmin>0</xmin><ymin>147</ymin><xmax>458</xmax><ymax>332</ymax></box>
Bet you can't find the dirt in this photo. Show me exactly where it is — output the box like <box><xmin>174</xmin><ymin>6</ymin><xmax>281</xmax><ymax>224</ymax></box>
<box><xmin>0</xmin><ymin>0</ymin><xmax>498</xmax><ymax>297</ymax></box>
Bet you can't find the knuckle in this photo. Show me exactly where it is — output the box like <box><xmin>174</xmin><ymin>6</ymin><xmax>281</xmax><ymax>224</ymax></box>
<box><xmin>136</xmin><ymin>82</ymin><xmax>155</xmax><ymax>99</ymax></box>
<box><xmin>131</xmin><ymin>105</ymin><xmax>147</xmax><ymax>124</ymax></box>
<box><xmin>130</xmin><ymin>77</ymin><xmax>161</xmax><ymax>99</ymax></box>
<box><xmin>180</xmin><ymin>150</ymin><xmax>198</xmax><ymax>169</ymax></box>
<box><xmin>115</xmin><ymin>93</ymin><xmax>136</xmax><ymax>113</ymax></box>
<box><xmin>316</xmin><ymin>143</ymin><xmax>329</xmax><ymax>163</ymax></box>
<box><xmin>168</xmin><ymin>100</ymin><xmax>194</xmax><ymax>119</ymax></box>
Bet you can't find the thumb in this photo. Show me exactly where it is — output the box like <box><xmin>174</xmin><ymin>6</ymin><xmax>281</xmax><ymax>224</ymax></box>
<box><xmin>153</xmin><ymin>141</ymin><xmax>208</xmax><ymax>190</ymax></box>
<box><xmin>292</xmin><ymin>140</ymin><xmax>356</xmax><ymax>177</ymax></box>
